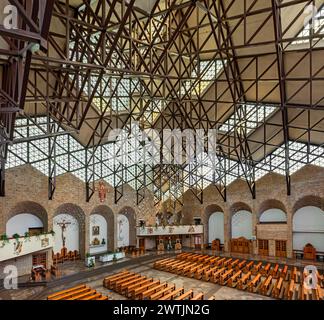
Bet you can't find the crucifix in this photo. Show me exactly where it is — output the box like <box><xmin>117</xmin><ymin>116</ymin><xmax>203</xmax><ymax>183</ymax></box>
<box><xmin>56</xmin><ymin>219</ymin><xmax>71</xmax><ymax>248</ymax></box>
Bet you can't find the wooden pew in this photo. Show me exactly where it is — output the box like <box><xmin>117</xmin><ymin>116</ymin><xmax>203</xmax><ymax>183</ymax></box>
<box><xmin>261</xmin><ymin>263</ymin><xmax>271</xmax><ymax>276</ymax></box>
<box><xmin>220</xmin><ymin>268</ymin><xmax>234</xmax><ymax>286</ymax></box>
<box><xmin>113</xmin><ymin>274</ymin><xmax>142</xmax><ymax>291</ymax></box>
<box><xmin>260</xmin><ymin>275</ymin><xmax>272</xmax><ymax>295</ymax></box>
<box><xmin>159</xmin><ymin>288</ymin><xmax>184</xmax><ymax>300</ymax></box>
<box><xmin>236</xmin><ymin>260</ymin><xmax>246</xmax><ymax>271</ymax></box>
<box><xmin>47</xmin><ymin>284</ymin><xmax>87</xmax><ymax>300</ymax></box>
<box><xmin>67</xmin><ymin>289</ymin><xmax>97</xmax><ymax>300</ymax></box>
<box><xmin>174</xmin><ymin>289</ymin><xmax>194</xmax><ymax>300</ymax></box>
<box><xmin>150</xmin><ymin>284</ymin><xmax>176</xmax><ymax>300</ymax></box>
<box><xmin>243</xmin><ymin>261</ymin><xmax>254</xmax><ymax>273</ymax></box>
<box><xmin>169</xmin><ymin>261</ymin><xmax>190</xmax><ymax>273</ymax></box>
<box><xmin>216</xmin><ymin>257</ymin><xmax>226</xmax><ymax>267</ymax></box>
<box><xmin>209</xmin><ymin>257</ymin><xmax>221</xmax><ymax>265</ymax></box>
<box><xmin>247</xmin><ymin>273</ymin><xmax>262</xmax><ymax>292</ymax></box>
<box><xmin>105</xmin><ymin>272</ymin><xmax>135</xmax><ymax>289</ymax></box>
<box><xmin>195</xmin><ymin>265</ymin><xmax>210</xmax><ymax>280</ymax></box>
<box><xmin>140</xmin><ymin>282</ymin><xmax>168</xmax><ymax>300</ymax></box>
<box><xmin>119</xmin><ymin>276</ymin><xmax>147</xmax><ymax>294</ymax></box>
<box><xmin>175</xmin><ymin>261</ymin><xmax>193</xmax><ymax>274</ymax></box>
<box><xmin>272</xmin><ymin>264</ymin><xmax>279</xmax><ymax>278</ymax></box>
<box><xmin>131</xmin><ymin>280</ymin><xmax>161</xmax><ymax>299</ymax></box>
<box><xmin>290</xmin><ymin>267</ymin><xmax>298</xmax><ymax>282</ymax></box>
<box><xmin>272</xmin><ymin>277</ymin><xmax>283</xmax><ymax>298</ymax></box>
<box><xmin>97</xmin><ymin>295</ymin><xmax>109</xmax><ymax>300</ymax></box>
<box><xmin>191</xmin><ymin>293</ymin><xmax>204</xmax><ymax>300</ymax></box>
<box><xmin>203</xmin><ymin>266</ymin><xmax>219</xmax><ymax>281</ymax></box>
<box><xmin>160</xmin><ymin>260</ymin><xmax>178</xmax><ymax>271</ymax></box>
<box><xmin>237</xmin><ymin>272</ymin><xmax>252</xmax><ymax>290</ymax></box>
<box><xmin>51</xmin><ymin>287</ymin><xmax>91</xmax><ymax>300</ymax></box>
<box><xmin>212</xmin><ymin>267</ymin><xmax>226</xmax><ymax>284</ymax></box>
<box><xmin>287</xmin><ymin>279</ymin><xmax>295</xmax><ymax>300</ymax></box>
<box><xmin>181</xmin><ymin>263</ymin><xmax>198</xmax><ymax>276</ymax></box>
<box><xmin>126</xmin><ymin>278</ymin><xmax>153</xmax><ymax>298</ymax></box>
<box><xmin>252</xmin><ymin>262</ymin><xmax>262</xmax><ymax>275</ymax></box>
<box><xmin>280</xmin><ymin>265</ymin><xmax>288</xmax><ymax>279</ymax></box>
<box><xmin>227</xmin><ymin>270</ymin><xmax>242</xmax><ymax>288</ymax></box>
<box><xmin>82</xmin><ymin>293</ymin><xmax>104</xmax><ymax>300</ymax></box>
<box><xmin>186</xmin><ymin>263</ymin><xmax>205</xmax><ymax>278</ymax></box>
<box><xmin>231</xmin><ymin>259</ymin><xmax>240</xmax><ymax>269</ymax></box>
<box><xmin>153</xmin><ymin>259</ymin><xmax>172</xmax><ymax>269</ymax></box>
<box><xmin>223</xmin><ymin>258</ymin><xmax>233</xmax><ymax>268</ymax></box>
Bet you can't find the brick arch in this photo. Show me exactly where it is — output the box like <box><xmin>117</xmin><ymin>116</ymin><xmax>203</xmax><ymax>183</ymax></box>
<box><xmin>204</xmin><ymin>204</ymin><xmax>225</xmax><ymax>244</ymax></box>
<box><xmin>229</xmin><ymin>202</ymin><xmax>253</xmax><ymax>239</ymax></box>
<box><xmin>8</xmin><ymin>201</ymin><xmax>48</xmax><ymax>232</ymax></box>
<box><xmin>90</xmin><ymin>205</ymin><xmax>115</xmax><ymax>251</ymax></box>
<box><xmin>53</xmin><ymin>203</ymin><xmax>86</xmax><ymax>258</ymax></box>
<box><xmin>229</xmin><ymin>202</ymin><xmax>252</xmax><ymax>216</ymax></box>
<box><xmin>118</xmin><ymin>206</ymin><xmax>136</xmax><ymax>246</ymax></box>
<box><xmin>293</xmin><ymin>195</ymin><xmax>324</xmax><ymax>214</ymax></box>
<box><xmin>258</xmin><ymin>199</ymin><xmax>287</xmax><ymax>221</ymax></box>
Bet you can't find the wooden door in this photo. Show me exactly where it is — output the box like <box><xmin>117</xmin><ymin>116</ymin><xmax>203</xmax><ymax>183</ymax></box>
<box><xmin>139</xmin><ymin>238</ymin><xmax>145</xmax><ymax>250</ymax></box>
<box><xmin>276</xmin><ymin>240</ymin><xmax>287</xmax><ymax>258</ymax></box>
<box><xmin>258</xmin><ymin>239</ymin><xmax>269</xmax><ymax>256</ymax></box>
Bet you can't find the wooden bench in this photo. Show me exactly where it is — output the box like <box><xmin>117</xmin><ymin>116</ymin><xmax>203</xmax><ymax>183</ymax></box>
<box><xmin>223</xmin><ymin>258</ymin><xmax>233</xmax><ymax>268</ymax></box>
<box><xmin>243</xmin><ymin>261</ymin><xmax>254</xmax><ymax>273</ymax></box>
<box><xmin>203</xmin><ymin>266</ymin><xmax>219</xmax><ymax>281</ymax></box>
<box><xmin>186</xmin><ymin>263</ymin><xmax>204</xmax><ymax>278</ymax></box>
<box><xmin>191</xmin><ymin>293</ymin><xmax>204</xmax><ymax>300</ymax></box>
<box><xmin>247</xmin><ymin>273</ymin><xmax>262</xmax><ymax>292</ymax></box>
<box><xmin>67</xmin><ymin>289</ymin><xmax>97</xmax><ymax>300</ymax></box>
<box><xmin>227</xmin><ymin>270</ymin><xmax>242</xmax><ymax>287</ymax></box>
<box><xmin>140</xmin><ymin>282</ymin><xmax>168</xmax><ymax>300</ymax></box>
<box><xmin>175</xmin><ymin>261</ymin><xmax>193</xmax><ymax>274</ymax></box>
<box><xmin>231</xmin><ymin>259</ymin><xmax>240</xmax><ymax>269</ymax></box>
<box><xmin>47</xmin><ymin>284</ymin><xmax>87</xmax><ymax>300</ymax></box>
<box><xmin>261</xmin><ymin>263</ymin><xmax>271</xmax><ymax>276</ymax></box>
<box><xmin>237</xmin><ymin>272</ymin><xmax>252</xmax><ymax>290</ymax></box>
<box><xmin>159</xmin><ymin>288</ymin><xmax>184</xmax><ymax>300</ymax></box>
<box><xmin>195</xmin><ymin>265</ymin><xmax>210</xmax><ymax>280</ymax></box>
<box><xmin>51</xmin><ymin>287</ymin><xmax>91</xmax><ymax>300</ymax></box>
<box><xmin>272</xmin><ymin>277</ymin><xmax>283</xmax><ymax>298</ymax></box>
<box><xmin>280</xmin><ymin>265</ymin><xmax>288</xmax><ymax>279</ymax></box>
<box><xmin>290</xmin><ymin>267</ymin><xmax>298</xmax><ymax>282</ymax></box>
<box><xmin>287</xmin><ymin>279</ymin><xmax>295</xmax><ymax>300</ymax></box>
<box><xmin>169</xmin><ymin>261</ymin><xmax>190</xmax><ymax>273</ymax></box>
<box><xmin>260</xmin><ymin>275</ymin><xmax>272</xmax><ymax>295</ymax></box>
<box><xmin>131</xmin><ymin>280</ymin><xmax>161</xmax><ymax>299</ymax></box>
<box><xmin>216</xmin><ymin>257</ymin><xmax>226</xmax><ymax>267</ymax></box>
<box><xmin>220</xmin><ymin>268</ymin><xmax>234</xmax><ymax>286</ymax></box>
<box><xmin>252</xmin><ymin>262</ymin><xmax>262</xmax><ymax>275</ymax></box>
<box><xmin>209</xmin><ymin>257</ymin><xmax>221</xmax><ymax>265</ymax></box>
<box><xmin>126</xmin><ymin>278</ymin><xmax>153</xmax><ymax>297</ymax></box>
<box><xmin>272</xmin><ymin>264</ymin><xmax>279</xmax><ymax>278</ymax></box>
<box><xmin>82</xmin><ymin>293</ymin><xmax>104</xmax><ymax>300</ymax></box>
<box><xmin>212</xmin><ymin>267</ymin><xmax>226</xmax><ymax>284</ymax></box>
<box><xmin>114</xmin><ymin>274</ymin><xmax>142</xmax><ymax>292</ymax></box>
<box><xmin>119</xmin><ymin>276</ymin><xmax>147</xmax><ymax>294</ymax></box>
<box><xmin>153</xmin><ymin>259</ymin><xmax>172</xmax><ymax>269</ymax></box>
<box><xmin>175</xmin><ymin>289</ymin><xmax>194</xmax><ymax>300</ymax></box>
<box><xmin>237</xmin><ymin>260</ymin><xmax>246</xmax><ymax>271</ymax></box>
<box><xmin>103</xmin><ymin>271</ymin><xmax>132</xmax><ymax>288</ymax></box>
<box><xmin>149</xmin><ymin>284</ymin><xmax>175</xmax><ymax>300</ymax></box>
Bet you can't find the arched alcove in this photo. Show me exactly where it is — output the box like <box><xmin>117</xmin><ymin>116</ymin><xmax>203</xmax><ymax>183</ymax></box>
<box><xmin>230</xmin><ymin>202</ymin><xmax>253</xmax><ymax>240</ymax></box>
<box><xmin>53</xmin><ymin>203</ymin><xmax>86</xmax><ymax>257</ymax></box>
<box><xmin>118</xmin><ymin>206</ymin><xmax>136</xmax><ymax>247</ymax></box>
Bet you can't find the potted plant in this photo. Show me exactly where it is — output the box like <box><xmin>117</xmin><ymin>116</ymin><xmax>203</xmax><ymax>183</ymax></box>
<box><xmin>0</xmin><ymin>234</ymin><xmax>9</xmax><ymax>247</ymax></box>
<box><xmin>85</xmin><ymin>252</ymin><xmax>96</xmax><ymax>268</ymax></box>
<box><xmin>12</xmin><ymin>233</ymin><xmax>20</xmax><ymax>241</ymax></box>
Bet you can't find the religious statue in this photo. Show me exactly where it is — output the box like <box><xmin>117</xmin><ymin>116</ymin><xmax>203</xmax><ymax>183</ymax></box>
<box><xmin>96</xmin><ymin>180</ymin><xmax>107</xmax><ymax>203</ymax></box>
<box><xmin>56</xmin><ymin>219</ymin><xmax>71</xmax><ymax>248</ymax></box>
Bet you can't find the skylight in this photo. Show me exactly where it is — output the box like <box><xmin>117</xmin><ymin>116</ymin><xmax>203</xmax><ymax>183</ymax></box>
<box><xmin>180</xmin><ymin>60</ymin><xmax>225</xmax><ymax>97</ymax></box>
<box><xmin>292</xmin><ymin>6</ymin><xmax>324</xmax><ymax>45</ymax></box>
<box><xmin>218</xmin><ymin>103</ymin><xmax>277</xmax><ymax>135</ymax></box>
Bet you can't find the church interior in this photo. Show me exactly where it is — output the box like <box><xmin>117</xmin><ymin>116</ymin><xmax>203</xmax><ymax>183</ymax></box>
<box><xmin>0</xmin><ymin>0</ymin><xmax>324</xmax><ymax>302</ymax></box>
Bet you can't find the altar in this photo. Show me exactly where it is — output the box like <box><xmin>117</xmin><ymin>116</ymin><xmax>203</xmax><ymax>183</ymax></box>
<box><xmin>99</xmin><ymin>251</ymin><xmax>125</xmax><ymax>263</ymax></box>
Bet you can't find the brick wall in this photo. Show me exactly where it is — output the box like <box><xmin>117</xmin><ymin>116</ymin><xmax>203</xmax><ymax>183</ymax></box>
<box><xmin>0</xmin><ymin>163</ymin><xmax>323</xmax><ymax>264</ymax></box>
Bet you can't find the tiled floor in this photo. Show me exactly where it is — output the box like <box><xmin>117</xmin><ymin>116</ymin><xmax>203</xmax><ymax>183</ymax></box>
<box><xmin>1</xmin><ymin>249</ymin><xmax>322</xmax><ymax>300</ymax></box>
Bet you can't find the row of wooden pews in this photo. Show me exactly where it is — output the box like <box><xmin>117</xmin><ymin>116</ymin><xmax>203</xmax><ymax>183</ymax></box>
<box><xmin>153</xmin><ymin>252</ymin><xmax>324</xmax><ymax>300</ymax></box>
<box><xmin>103</xmin><ymin>270</ymin><xmax>207</xmax><ymax>300</ymax></box>
<box><xmin>47</xmin><ymin>284</ymin><xmax>108</xmax><ymax>300</ymax></box>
